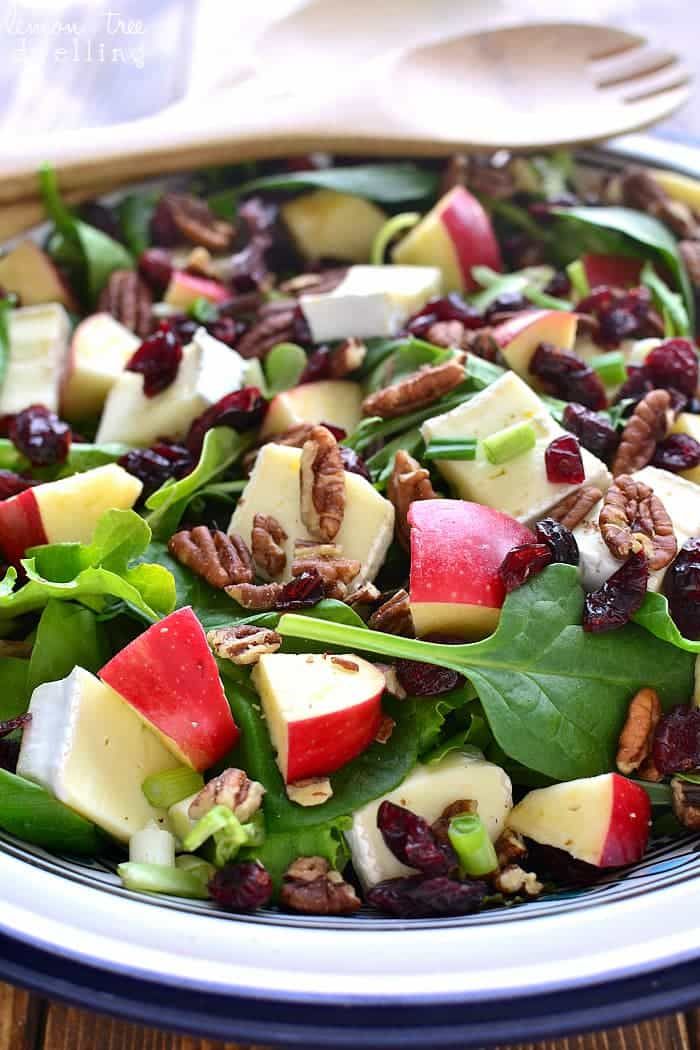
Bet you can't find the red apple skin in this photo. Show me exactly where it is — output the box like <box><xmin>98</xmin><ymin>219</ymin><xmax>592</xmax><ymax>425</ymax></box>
<box><xmin>582</xmin><ymin>254</ymin><xmax>642</xmax><ymax>290</ymax></box>
<box><xmin>99</xmin><ymin>606</ymin><xmax>238</xmax><ymax>771</ymax></box>
<box><xmin>439</xmin><ymin>187</ymin><xmax>503</xmax><ymax>291</ymax></box>
<box><xmin>0</xmin><ymin>489</ymin><xmax>47</xmax><ymax>564</ymax></box>
<box><xmin>599</xmin><ymin>774</ymin><xmax>651</xmax><ymax>867</ymax></box>
<box><xmin>164</xmin><ymin>270</ymin><xmax>230</xmax><ymax>307</ymax></box>
<box><xmin>409</xmin><ymin>499</ymin><xmax>534</xmax><ymax>637</ymax></box>
<box><xmin>286</xmin><ymin>693</ymin><xmax>383</xmax><ymax>783</ymax></box>
<box><xmin>492</xmin><ymin>309</ymin><xmax>578</xmax><ymax>351</ymax></box>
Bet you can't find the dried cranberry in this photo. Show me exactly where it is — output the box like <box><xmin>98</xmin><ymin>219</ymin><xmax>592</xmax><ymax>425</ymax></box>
<box><xmin>525</xmin><ymin>841</ymin><xmax>602</xmax><ymax>887</ymax></box>
<box><xmin>614</xmin><ymin>365</ymin><xmax>654</xmax><ymax>408</ymax></box>
<box><xmin>395</xmin><ymin>658</ymin><xmax>464</xmax><ymax>697</ymax></box>
<box><xmin>275</xmin><ymin>570</ymin><xmax>325</xmax><ymax>610</ymax></box>
<box><xmin>299</xmin><ymin>346</ymin><xmax>332</xmax><ymax>384</ymax></box>
<box><xmin>652</xmin><ymin>433</ymin><xmax>700</xmax><ymax>474</ymax></box>
<box><xmin>0</xmin><ymin>470</ymin><xmax>39</xmax><ymax>500</ymax></box>
<box><xmin>663</xmin><ymin>537</ymin><xmax>700</xmax><ymax>639</ymax></box>
<box><xmin>377</xmin><ymin>801</ymin><xmax>450</xmax><ymax>876</ymax></box>
<box><xmin>544</xmin><ymin>434</ymin><xmax>585</xmax><ymax>485</ymax></box>
<box><xmin>544</xmin><ymin>271</ymin><xmax>571</xmax><ymax>298</ymax></box>
<box><xmin>498</xmin><ymin>543</ymin><xmax>552</xmax><ymax>593</ymax></box>
<box><xmin>118</xmin><ymin>443</ymin><xmax>193</xmax><ymax>499</ymax></box>
<box><xmin>320</xmin><ymin>423</ymin><xmax>347</xmax><ymax>442</ymax></box>
<box><xmin>653</xmin><ymin>704</ymin><xmax>700</xmax><ymax>774</ymax></box>
<box><xmin>9</xmin><ymin>405</ymin><xmax>72</xmax><ymax>467</ymax></box>
<box><xmin>208</xmin><ymin>316</ymin><xmax>244</xmax><ymax>348</ymax></box>
<box><xmin>126</xmin><ymin>323</ymin><xmax>183</xmax><ymax>397</ymax></box>
<box><xmin>339</xmin><ymin>446</ymin><xmax>370</xmax><ymax>481</ymax></box>
<box><xmin>405</xmin><ymin>295</ymin><xmax>483</xmax><ymax>339</ymax></box>
<box><xmin>78</xmin><ymin>201</ymin><xmax>122</xmax><ymax>241</ymax></box>
<box><xmin>562</xmin><ymin>403</ymin><xmax>619</xmax><ymax>462</ymax></box>
<box><xmin>367</xmin><ymin>875</ymin><xmax>487</xmax><ymax>918</ymax></box>
<box><xmin>583</xmin><ymin>552</ymin><xmax>648</xmax><ymax>632</ymax></box>
<box><xmin>535</xmin><ymin>518</ymin><xmax>579</xmax><ymax>566</ymax></box>
<box><xmin>0</xmin><ymin>714</ymin><xmax>30</xmax><ymax>738</ymax></box>
<box><xmin>645</xmin><ymin>339</ymin><xmax>699</xmax><ymax>399</ymax></box>
<box><xmin>138</xmin><ymin>248</ymin><xmax>173</xmax><ymax>294</ymax></box>
<box><xmin>186</xmin><ymin>387</ymin><xmax>267</xmax><ymax>456</ymax></box>
<box><xmin>484</xmin><ymin>292</ymin><xmax>531</xmax><ymax>320</ymax></box>
<box><xmin>208</xmin><ymin>860</ymin><xmax>273</xmax><ymax>910</ymax></box>
<box><xmin>598</xmin><ymin>306</ymin><xmax>640</xmax><ymax>346</ymax></box>
<box><xmin>149</xmin><ymin>196</ymin><xmax>181</xmax><ymax>246</ymax></box>
<box><xmin>578</xmin><ymin>285</ymin><xmax>662</xmax><ymax>350</ymax></box>
<box><xmin>530</xmin><ymin>342</ymin><xmax>607</xmax><ymax>410</ymax></box>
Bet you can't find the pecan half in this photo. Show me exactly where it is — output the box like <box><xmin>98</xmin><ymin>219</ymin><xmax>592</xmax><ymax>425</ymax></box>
<box><xmin>286</xmin><ymin>777</ymin><xmax>334</xmax><ymax>807</ymax></box>
<box><xmin>236</xmin><ymin>300</ymin><xmax>297</xmax><ymax>359</ymax></box>
<box><xmin>188</xmin><ymin>768</ymin><xmax>265</xmax><ymax>823</ymax></box>
<box><xmin>611</xmin><ymin>389</ymin><xmax>672</xmax><ymax>476</ymax></box>
<box><xmin>279</xmin><ymin>269</ymin><xmax>348</xmax><ymax>297</ymax></box>
<box><xmin>368</xmin><ymin>589</ymin><xmax>415</xmax><ymax>637</ymax></box>
<box><xmin>225</xmin><ymin>581</ymin><xmax>285</xmax><ymax>610</ymax></box>
<box><xmin>431</xmin><ymin>800</ymin><xmax>478</xmax><ymax>846</ymax></box>
<box><xmin>599</xmin><ymin>475</ymin><xmax>677</xmax><ymax>571</ymax></box>
<box><xmin>98</xmin><ymin>269</ymin><xmax>153</xmax><ymax>338</ymax></box>
<box><xmin>280</xmin><ymin>856</ymin><xmax>361</xmax><ymax>915</ymax></box>
<box><xmin>619</xmin><ymin>168</ymin><xmax>700</xmax><ymax>240</ymax></box>
<box><xmin>327</xmin><ymin>338</ymin><xmax>367</xmax><ymax>377</ymax></box>
<box><xmin>616</xmin><ymin>687</ymin><xmax>663</xmax><ymax>779</ymax></box>
<box><xmin>300</xmin><ymin>425</ymin><xmax>345</xmax><ymax>542</ymax></box>
<box><xmin>680</xmin><ymin>240</ymin><xmax>700</xmax><ymax>289</ymax></box>
<box><xmin>168</xmin><ymin>527</ymin><xmax>253</xmax><ymax>588</ymax></box>
<box><xmin>671</xmin><ymin>777</ymin><xmax>700</xmax><ymax>830</ymax></box>
<box><xmin>548</xmin><ymin>485</ymin><xmax>603</xmax><ymax>530</ymax></box>
<box><xmin>251</xmin><ymin>513</ymin><xmax>288</xmax><ymax>578</ymax></box>
<box><xmin>492</xmin><ymin>865</ymin><xmax>543</xmax><ymax>897</ymax></box>
<box><xmin>345</xmin><ymin>581</ymin><xmax>381</xmax><ymax>607</ymax></box>
<box><xmin>494</xmin><ymin>828</ymin><xmax>528</xmax><ymax>868</ymax></box>
<box><xmin>361</xmin><ymin>359</ymin><xmax>465</xmax><ymax>419</ymax></box>
<box><xmin>207</xmin><ymin>624</ymin><xmax>281</xmax><ymax>665</ymax></box>
<box><xmin>387</xmin><ymin>449</ymin><xmax>438</xmax><ymax>550</ymax></box>
<box><xmin>291</xmin><ymin>539</ymin><xmax>360</xmax><ymax>599</ymax></box>
<box><xmin>374</xmin><ymin>714</ymin><xmax>396</xmax><ymax>744</ymax></box>
<box><xmin>159</xmin><ymin>192</ymin><xmax>235</xmax><ymax>252</ymax></box>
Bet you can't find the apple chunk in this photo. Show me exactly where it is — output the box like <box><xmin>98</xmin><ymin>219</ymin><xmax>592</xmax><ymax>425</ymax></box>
<box><xmin>409</xmin><ymin>499</ymin><xmax>534</xmax><ymax>638</ymax></box>
<box><xmin>163</xmin><ymin>270</ymin><xmax>230</xmax><ymax>310</ymax></box>
<box><xmin>507</xmin><ymin>773</ymin><xmax>651</xmax><ymax>867</ymax></box>
<box><xmin>281</xmin><ymin>189</ymin><xmax>387</xmax><ymax>263</ymax></box>
<box><xmin>260</xmin><ymin>379</ymin><xmax>363</xmax><ymax>439</ymax></box>
<box><xmin>0</xmin><ymin>240</ymin><xmax>78</xmax><ymax>310</ymax></box>
<box><xmin>492</xmin><ymin>309</ymin><xmax>578</xmax><ymax>378</ymax></box>
<box><xmin>61</xmin><ymin>313</ymin><xmax>140</xmax><ymax>421</ymax></box>
<box><xmin>99</xmin><ymin>606</ymin><xmax>238</xmax><ymax>772</ymax></box>
<box><xmin>392</xmin><ymin>186</ymin><xmax>501</xmax><ymax>293</ymax></box>
<box><xmin>0</xmin><ymin>463</ymin><xmax>142</xmax><ymax>563</ymax></box>
<box><xmin>251</xmin><ymin>652</ymin><xmax>384</xmax><ymax>782</ymax></box>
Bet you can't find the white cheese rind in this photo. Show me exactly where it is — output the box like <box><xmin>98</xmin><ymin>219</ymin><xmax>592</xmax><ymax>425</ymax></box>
<box><xmin>229</xmin><ymin>443</ymin><xmax>394</xmax><ymax>584</ymax></box>
<box><xmin>574</xmin><ymin>465</ymin><xmax>700</xmax><ymax>592</ymax></box>
<box><xmin>0</xmin><ymin>304</ymin><xmax>71</xmax><ymax>415</ymax></box>
<box><xmin>300</xmin><ymin>264</ymin><xmax>442</xmax><ymax>342</ymax></box>
<box><xmin>17</xmin><ymin>667</ymin><xmax>179</xmax><ymax>842</ymax></box>
<box><xmin>346</xmin><ymin>753</ymin><xmax>512</xmax><ymax>888</ymax></box>
<box><xmin>420</xmin><ymin>371</ymin><xmax>610</xmax><ymax>523</ymax></box>
<box><xmin>96</xmin><ymin>327</ymin><xmax>248</xmax><ymax>445</ymax></box>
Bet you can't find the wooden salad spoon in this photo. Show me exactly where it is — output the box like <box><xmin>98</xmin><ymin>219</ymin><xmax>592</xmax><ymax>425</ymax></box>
<box><xmin>0</xmin><ymin>22</ymin><xmax>691</xmax><ymax>228</ymax></box>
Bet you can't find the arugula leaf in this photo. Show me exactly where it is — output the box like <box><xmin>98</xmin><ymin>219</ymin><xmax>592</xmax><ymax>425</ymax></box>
<box><xmin>264</xmin><ymin>342</ymin><xmax>308</xmax><ymax>395</ymax></box>
<box><xmin>0</xmin><ymin>658</ymin><xmax>32</xmax><ymax>720</ymax></box>
<box><xmin>640</xmin><ymin>261</ymin><xmax>691</xmax><ymax>337</ymax></box>
<box><xmin>552</xmin><ymin>206</ymin><xmax>695</xmax><ymax>327</ymax></box>
<box><xmin>0</xmin><ymin>298</ymin><xmax>11</xmax><ymax>389</ymax></box>
<box><xmin>27</xmin><ymin>601</ymin><xmax>109</xmax><ymax>692</ymax></box>
<box><xmin>145</xmin><ymin>428</ymin><xmax>251</xmax><ymax>540</ymax></box>
<box><xmin>414</xmin><ymin>682</ymin><xmax>478</xmax><ymax>755</ymax></box>
<box><xmin>117</xmin><ymin>191</ymin><xmax>158</xmax><ymax>255</ymax></box>
<box><xmin>39</xmin><ymin>165</ymin><xmax>133</xmax><ymax>304</ymax></box>
<box><xmin>222</xmin><ymin>665</ymin><xmax>418</xmax><ymax>833</ymax></box>
<box><xmin>633</xmin><ymin>591</ymin><xmax>700</xmax><ymax>652</ymax></box>
<box><xmin>279</xmin><ymin>564</ymin><xmax>693</xmax><ymax>781</ymax></box>
<box><xmin>0</xmin><ymin>768</ymin><xmax>104</xmax><ymax>854</ymax></box>
<box><xmin>209</xmin><ymin>163</ymin><xmax>438</xmax><ymax>217</ymax></box>
<box><xmin>364</xmin><ymin>427</ymin><xmax>423</xmax><ymax>487</ymax></box>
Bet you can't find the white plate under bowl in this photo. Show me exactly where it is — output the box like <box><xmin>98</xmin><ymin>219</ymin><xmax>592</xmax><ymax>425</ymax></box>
<box><xmin>2</xmin><ymin>134</ymin><xmax>700</xmax><ymax>1047</ymax></box>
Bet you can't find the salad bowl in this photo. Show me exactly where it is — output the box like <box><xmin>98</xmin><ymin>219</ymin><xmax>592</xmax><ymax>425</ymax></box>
<box><xmin>1</xmin><ymin>134</ymin><xmax>700</xmax><ymax>1047</ymax></box>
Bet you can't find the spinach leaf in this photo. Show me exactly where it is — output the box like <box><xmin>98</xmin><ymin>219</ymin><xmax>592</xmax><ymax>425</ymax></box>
<box><xmin>209</xmin><ymin>163</ymin><xmax>438</xmax><ymax>218</ymax></box>
<box><xmin>0</xmin><ymin>298</ymin><xmax>11</xmax><ymax>389</ymax></box>
<box><xmin>39</xmin><ymin>165</ymin><xmax>133</xmax><ymax>304</ymax></box>
<box><xmin>0</xmin><ymin>768</ymin><xmax>104</xmax><ymax>854</ymax></box>
<box><xmin>640</xmin><ymin>261</ymin><xmax>691</xmax><ymax>337</ymax></box>
<box><xmin>279</xmin><ymin>564</ymin><xmax>693</xmax><ymax>781</ymax></box>
<box><xmin>243</xmin><ymin>819</ymin><xmax>351</xmax><ymax>894</ymax></box>
<box><xmin>0</xmin><ymin>658</ymin><xmax>32</xmax><ymax>720</ymax></box>
<box><xmin>552</xmin><ymin>206</ymin><xmax>694</xmax><ymax>326</ymax></box>
<box><xmin>222</xmin><ymin>665</ymin><xmax>418</xmax><ymax>833</ymax></box>
<box><xmin>27</xmin><ymin>601</ymin><xmax>109</xmax><ymax>692</ymax></box>
<box><xmin>117</xmin><ymin>191</ymin><xmax>158</xmax><ymax>255</ymax></box>
<box><xmin>633</xmin><ymin>591</ymin><xmax>700</xmax><ymax>652</ymax></box>
<box><xmin>145</xmin><ymin>428</ymin><xmax>251</xmax><ymax>540</ymax></box>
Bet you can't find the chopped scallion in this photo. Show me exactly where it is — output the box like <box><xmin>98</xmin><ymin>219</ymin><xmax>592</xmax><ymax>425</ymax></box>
<box><xmin>447</xmin><ymin>814</ymin><xmax>498</xmax><ymax>877</ymax></box>
<box><xmin>117</xmin><ymin>862</ymin><xmax>209</xmax><ymax>899</ymax></box>
<box><xmin>566</xmin><ymin>259</ymin><xmax>590</xmax><ymax>300</ymax></box>
<box><xmin>370</xmin><ymin>212</ymin><xmax>420</xmax><ymax>265</ymax></box>
<box><xmin>591</xmin><ymin>352</ymin><xmax>627</xmax><ymax>387</ymax></box>
<box><xmin>424</xmin><ymin>438</ymin><xmax>478</xmax><ymax>461</ymax></box>
<box><xmin>142</xmin><ymin>767</ymin><xmax>204</xmax><ymax>809</ymax></box>
<box><xmin>482</xmin><ymin>421</ymin><xmax>536</xmax><ymax>465</ymax></box>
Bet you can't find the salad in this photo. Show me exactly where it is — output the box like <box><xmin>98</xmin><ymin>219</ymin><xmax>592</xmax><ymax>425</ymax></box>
<box><xmin>0</xmin><ymin>150</ymin><xmax>699</xmax><ymax>920</ymax></box>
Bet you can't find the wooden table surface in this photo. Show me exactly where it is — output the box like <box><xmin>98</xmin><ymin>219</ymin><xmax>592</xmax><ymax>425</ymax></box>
<box><xmin>2</xmin><ymin>1</ymin><xmax>700</xmax><ymax>1048</ymax></box>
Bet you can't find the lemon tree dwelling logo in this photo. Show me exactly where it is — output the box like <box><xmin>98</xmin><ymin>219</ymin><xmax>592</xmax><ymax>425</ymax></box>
<box><xmin>5</xmin><ymin>3</ymin><xmax>146</xmax><ymax>68</ymax></box>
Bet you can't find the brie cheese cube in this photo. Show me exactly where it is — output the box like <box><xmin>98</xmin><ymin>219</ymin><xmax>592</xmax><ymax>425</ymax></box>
<box><xmin>299</xmin><ymin>264</ymin><xmax>442</xmax><ymax>342</ymax></box>
<box><xmin>96</xmin><ymin>327</ymin><xmax>248</xmax><ymax>446</ymax></box>
<box><xmin>421</xmin><ymin>371</ymin><xmax>610</xmax><ymax>523</ymax></box>
<box><xmin>574</xmin><ymin>465</ymin><xmax>700</xmax><ymax>592</ymax></box>
<box><xmin>17</xmin><ymin>667</ymin><xmax>179</xmax><ymax>843</ymax></box>
<box><xmin>229</xmin><ymin>443</ymin><xmax>394</xmax><ymax>585</ymax></box>
<box><xmin>0</xmin><ymin>304</ymin><xmax>71</xmax><ymax>415</ymax></box>
<box><xmin>346</xmin><ymin>752</ymin><xmax>512</xmax><ymax>888</ymax></box>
